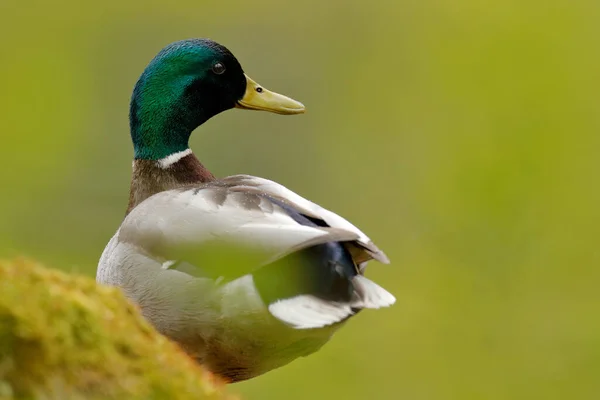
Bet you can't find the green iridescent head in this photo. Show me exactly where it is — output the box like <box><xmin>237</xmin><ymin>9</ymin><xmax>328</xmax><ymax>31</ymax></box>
<box><xmin>129</xmin><ymin>39</ymin><xmax>305</xmax><ymax>160</ymax></box>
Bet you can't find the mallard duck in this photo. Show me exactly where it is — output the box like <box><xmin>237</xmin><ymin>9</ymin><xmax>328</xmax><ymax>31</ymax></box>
<box><xmin>97</xmin><ymin>39</ymin><xmax>395</xmax><ymax>382</ymax></box>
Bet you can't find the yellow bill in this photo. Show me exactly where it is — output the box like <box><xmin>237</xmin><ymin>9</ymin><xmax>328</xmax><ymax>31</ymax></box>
<box><xmin>236</xmin><ymin>74</ymin><xmax>305</xmax><ymax>115</ymax></box>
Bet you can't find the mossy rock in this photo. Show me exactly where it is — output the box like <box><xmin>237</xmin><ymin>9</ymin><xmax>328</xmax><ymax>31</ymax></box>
<box><xmin>0</xmin><ymin>258</ymin><xmax>234</xmax><ymax>400</ymax></box>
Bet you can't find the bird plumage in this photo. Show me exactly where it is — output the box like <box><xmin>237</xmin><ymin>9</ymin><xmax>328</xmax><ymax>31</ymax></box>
<box><xmin>97</xmin><ymin>39</ymin><xmax>394</xmax><ymax>382</ymax></box>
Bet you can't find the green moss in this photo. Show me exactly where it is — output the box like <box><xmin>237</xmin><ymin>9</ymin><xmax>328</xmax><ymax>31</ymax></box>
<box><xmin>0</xmin><ymin>258</ymin><xmax>234</xmax><ymax>400</ymax></box>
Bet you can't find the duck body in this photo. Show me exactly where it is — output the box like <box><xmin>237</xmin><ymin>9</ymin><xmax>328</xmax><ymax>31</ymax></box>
<box><xmin>98</xmin><ymin>171</ymin><xmax>393</xmax><ymax>381</ymax></box>
<box><xmin>97</xmin><ymin>39</ymin><xmax>394</xmax><ymax>382</ymax></box>
<box><xmin>100</xmin><ymin>225</ymin><xmax>339</xmax><ymax>382</ymax></box>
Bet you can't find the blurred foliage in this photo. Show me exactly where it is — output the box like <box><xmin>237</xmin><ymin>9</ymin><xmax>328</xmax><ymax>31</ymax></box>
<box><xmin>0</xmin><ymin>258</ymin><xmax>231</xmax><ymax>399</ymax></box>
<box><xmin>1</xmin><ymin>0</ymin><xmax>599</xmax><ymax>399</ymax></box>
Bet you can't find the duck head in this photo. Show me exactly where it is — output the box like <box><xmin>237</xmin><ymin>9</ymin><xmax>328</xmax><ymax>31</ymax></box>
<box><xmin>130</xmin><ymin>39</ymin><xmax>305</xmax><ymax>160</ymax></box>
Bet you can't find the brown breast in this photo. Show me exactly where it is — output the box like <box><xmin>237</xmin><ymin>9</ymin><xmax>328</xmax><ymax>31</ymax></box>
<box><xmin>127</xmin><ymin>153</ymin><xmax>215</xmax><ymax>214</ymax></box>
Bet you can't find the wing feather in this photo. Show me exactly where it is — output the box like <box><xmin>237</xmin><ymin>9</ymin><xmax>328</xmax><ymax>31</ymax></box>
<box><xmin>222</xmin><ymin>175</ymin><xmax>390</xmax><ymax>264</ymax></box>
<box><xmin>119</xmin><ymin>176</ymin><xmax>389</xmax><ymax>279</ymax></box>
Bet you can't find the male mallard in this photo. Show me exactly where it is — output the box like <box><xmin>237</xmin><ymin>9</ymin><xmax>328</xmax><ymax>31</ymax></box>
<box><xmin>97</xmin><ymin>39</ymin><xmax>395</xmax><ymax>382</ymax></box>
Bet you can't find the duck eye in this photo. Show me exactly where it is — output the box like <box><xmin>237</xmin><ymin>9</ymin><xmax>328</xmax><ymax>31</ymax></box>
<box><xmin>212</xmin><ymin>62</ymin><xmax>226</xmax><ymax>75</ymax></box>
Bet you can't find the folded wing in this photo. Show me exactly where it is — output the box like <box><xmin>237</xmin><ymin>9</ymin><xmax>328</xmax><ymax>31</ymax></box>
<box><xmin>119</xmin><ymin>175</ymin><xmax>389</xmax><ymax>279</ymax></box>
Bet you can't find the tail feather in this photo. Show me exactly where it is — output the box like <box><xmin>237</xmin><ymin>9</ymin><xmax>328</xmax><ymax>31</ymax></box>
<box><xmin>267</xmin><ymin>276</ymin><xmax>395</xmax><ymax>330</ymax></box>
<box><xmin>351</xmin><ymin>275</ymin><xmax>396</xmax><ymax>309</ymax></box>
<box><xmin>268</xmin><ymin>295</ymin><xmax>354</xmax><ymax>330</ymax></box>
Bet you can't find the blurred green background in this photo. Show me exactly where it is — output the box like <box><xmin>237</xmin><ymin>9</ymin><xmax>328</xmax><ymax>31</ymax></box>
<box><xmin>1</xmin><ymin>0</ymin><xmax>599</xmax><ymax>399</ymax></box>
